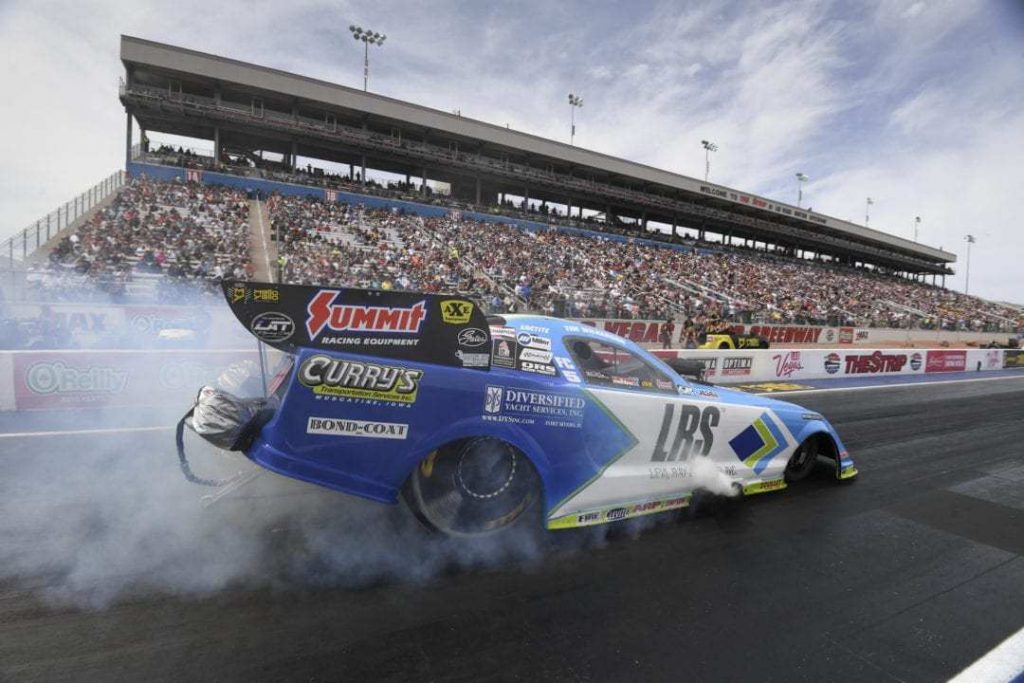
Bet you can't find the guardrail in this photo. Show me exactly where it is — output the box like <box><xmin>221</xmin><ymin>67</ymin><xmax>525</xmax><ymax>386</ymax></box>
<box><xmin>1</xmin><ymin>170</ymin><xmax>125</xmax><ymax>270</ymax></box>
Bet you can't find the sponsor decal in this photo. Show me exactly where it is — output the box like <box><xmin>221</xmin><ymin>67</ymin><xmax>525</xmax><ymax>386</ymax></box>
<box><xmin>231</xmin><ymin>285</ymin><xmax>280</xmax><ymax>304</ymax></box>
<box><xmin>519</xmin><ymin>360</ymin><xmax>557</xmax><ymax>376</ymax></box>
<box><xmin>802</xmin><ymin>412</ymin><xmax>824</xmax><ymax>421</ymax></box>
<box><xmin>25</xmin><ymin>362</ymin><xmax>129</xmax><ymax>395</ymax></box>
<box><xmin>656</xmin><ymin>379</ymin><xmax>676</xmax><ymax>391</ymax></box>
<box><xmin>696</xmin><ymin>388</ymin><xmax>718</xmax><ymax>398</ymax></box>
<box><xmin>844</xmin><ymin>351</ymin><xmax>908</xmax><ymax>374</ymax></box>
<box><xmin>772</xmin><ymin>351</ymin><xmax>804</xmax><ymax>378</ymax></box>
<box><xmin>519</xmin><ymin>347</ymin><xmax>553</xmax><ymax>364</ymax></box>
<box><xmin>251</xmin><ymin>312</ymin><xmax>295</xmax><ymax>343</ymax></box>
<box><xmin>721</xmin><ymin>356</ymin><xmax>753</xmax><ymax>377</ymax></box>
<box><xmin>576</xmin><ymin>511</ymin><xmax>601</xmax><ymax>525</ymax></box>
<box><xmin>652</xmin><ymin>404</ymin><xmax>721</xmax><ymax>461</ymax></box>
<box><xmin>516</xmin><ymin>332</ymin><xmax>552</xmax><ymax>351</ymax></box>
<box><xmin>824</xmin><ymin>352</ymin><xmax>841</xmax><ymax>375</ymax></box>
<box><xmin>925</xmin><ymin>350</ymin><xmax>967</xmax><ymax>373</ymax></box>
<box><xmin>910</xmin><ymin>352</ymin><xmax>923</xmax><ymax>371</ymax></box>
<box><xmin>839</xmin><ymin>327</ymin><xmax>854</xmax><ymax>344</ymax></box>
<box><xmin>457</xmin><ymin>327</ymin><xmax>488</xmax><ymax>348</ymax></box>
<box><xmin>606</xmin><ymin>508</ymin><xmax>628</xmax><ymax>522</ymax></box>
<box><xmin>306</xmin><ymin>417</ymin><xmax>408</xmax><ymax>440</ymax></box>
<box><xmin>680</xmin><ymin>357</ymin><xmax>717</xmax><ymax>377</ymax></box>
<box><xmin>482</xmin><ymin>385</ymin><xmax>585</xmax><ymax>428</ymax></box>
<box><xmin>439</xmin><ymin>299</ymin><xmax>473</xmax><ymax>325</ymax></box>
<box><xmin>306</xmin><ymin>290</ymin><xmax>427</xmax><ymax>339</ymax></box>
<box><xmin>1005</xmin><ymin>350</ymin><xmax>1024</xmax><ymax>369</ymax></box>
<box><xmin>583</xmin><ymin>320</ymin><xmax>676</xmax><ymax>345</ymax></box>
<box><xmin>742</xmin><ymin>479</ymin><xmax>787</xmax><ymax>495</ymax></box>
<box><xmin>825</xmin><ymin>329</ymin><xmax>835</xmax><ymax>342</ymax></box>
<box><xmin>855</xmin><ymin>330</ymin><xmax>870</xmax><ymax>341</ymax></box>
<box><xmin>492</xmin><ymin>339</ymin><xmax>517</xmax><ymax>368</ymax></box>
<box><xmin>611</xmin><ymin>375</ymin><xmax>640</xmax><ymax>387</ymax></box>
<box><xmin>553</xmin><ymin>356</ymin><xmax>581</xmax><ymax>383</ymax></box>
<box><xmin>490</xmin><ymin>325</ymin><xmax>517</xmax><ymax>339</ymax></box>
<box><xmin>455</xmin><ymin>350</ymin><xmax>490</xmax><ymax>367</ymax></box>
<box><xmin>297</xmin><ymin>355</ymin><xmax>422</xmax><ymax>404</ymax></box>
<box><xmin>519</xmin><ymin>323</ymin><xmax>550</xmax><ymax>334</ymax></box>
<box><xmin>729</xmin><ymin>413</ymin><xmax>789</xmax><ymax>474</ymax></box>
<box><xmin>985</xmin><ymin>350</ymin><xmax>1002</xmax><ymax>369</ymax></box>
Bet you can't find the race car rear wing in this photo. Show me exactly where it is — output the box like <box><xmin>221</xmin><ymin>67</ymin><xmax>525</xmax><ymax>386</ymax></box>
<box><xmin>222</xmin><ymin>281</ymin><xmax>492</xmax><ymax>370</ymax></box>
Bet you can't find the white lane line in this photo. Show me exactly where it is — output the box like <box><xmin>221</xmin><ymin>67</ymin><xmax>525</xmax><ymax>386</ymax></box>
<box><xmin>949</xmin><ymin>623</ymin><xmax>1024</xmax><ymax>682</ymax></box>
<box><xmin>755</xmin><ymin>373</ymin><xmax>1024</xmax><ymax>397</ymax></box>
<box><xmin>0</xmin><ymin>426</ymin><xmax>173</xmax><ymax>439</ymax></box>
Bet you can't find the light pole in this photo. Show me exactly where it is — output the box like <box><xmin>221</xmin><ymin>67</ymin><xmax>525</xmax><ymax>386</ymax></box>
<box><xmin>865</xmin><ymin>197</ymin><xmax>874</xmax><ymax>225</ymax></box>
<box><xmin>914</xmin><ymin>216</ymin><xmax>921</xmax><ymax>242</ymax></box>
<box><xmin>701</xmin><ymin>140</ymin><xmax>718</xmax><ymax>183</ymax></box>
<box><xmin>568</xmin><ymin>93</ymin><xmax>583</xmax><ymax>145</ymax></box>
<box><xmin>796</xmin><ymin>172</ymin><xmax>809</xmax><ymax>208</ymax></box>
<box><xmin>964</xmin><ymin>234</ymin><xmax>976</xmax><ymax>294</ymax></box>
<box><xmin>349</xmin><ymin>25</ymin><xmax>386</xmax><ymax>92</ymax></box>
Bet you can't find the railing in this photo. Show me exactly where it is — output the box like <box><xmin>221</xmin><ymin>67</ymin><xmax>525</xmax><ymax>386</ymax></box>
<box><xmin>1</xmin><ymin>170</ymin><xmax>125</xmax><ymax>270</ymax></box>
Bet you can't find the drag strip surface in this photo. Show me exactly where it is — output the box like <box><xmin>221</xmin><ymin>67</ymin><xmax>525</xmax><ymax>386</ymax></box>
<box><xmin>1</xmin><ymin>380</ymin><xmax>1023</xmax><ymax>682</ymax></box>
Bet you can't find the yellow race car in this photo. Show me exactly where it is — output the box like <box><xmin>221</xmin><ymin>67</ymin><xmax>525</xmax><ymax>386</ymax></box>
<box><xmin>698</xmin><ymin>332</ymin><xmax>769</xmax><ymax>350</ymax></box>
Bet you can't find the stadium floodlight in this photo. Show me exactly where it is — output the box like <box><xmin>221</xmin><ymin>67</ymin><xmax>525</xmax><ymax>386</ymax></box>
<box><xmin>796</xmin><ymin>172</ymin><xmax>809</xmax><ymax>208</ymax></box>
<box><xmin>914</xmin><ymin>215</ymin><xmax>921</xmax><ymax>242</ymax></box>
<box><xmin>568</xmin><ymin>93</ymin><xmax>583</xmax><ymax>145</ymax></box>
<box><xmin>349</xmin><ymin>25</ymin><xmax>387</xmax><ymax>92</ymax></box>
<box><xmin>865</xmin><ymin>196</ymin><xmax>874</xmax><ymax>225</ymax></box>
<box><xmin>964</xmin><ymin>234</ymin><xmax>976</xmax><ymax>294</ymax></box>
<box><xmin>701</xmin><ymin>140</ymin><xmax>719</xmax><ymax>182</ymax></box>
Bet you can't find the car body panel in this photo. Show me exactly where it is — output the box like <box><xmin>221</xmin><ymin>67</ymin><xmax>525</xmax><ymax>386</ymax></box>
<box><xmin>220</xmin><ymin>285</ymin><xmax>856</xmax><ymax>531</ymax></box>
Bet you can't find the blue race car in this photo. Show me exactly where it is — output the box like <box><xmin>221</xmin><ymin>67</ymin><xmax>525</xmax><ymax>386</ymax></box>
<box><xmin>178</xmin><ymin>282</ymin><xmax>857</xmax><ymax>536</ymax></box>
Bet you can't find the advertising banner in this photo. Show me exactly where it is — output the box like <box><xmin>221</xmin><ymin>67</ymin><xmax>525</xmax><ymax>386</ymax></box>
<box><xmin>9</xmin><ymin>349</ymin><xmax>257</xmax><ymax>411</ymax></box>
<box><xmin>652</xmin><ymin>348</ymin><xmax>1010</xmax><ymax>384</ymax></box>
<box><xmin>925</xmin><ymin>350</ymin><xmax>968</xmax><ymax>373</ymax></box>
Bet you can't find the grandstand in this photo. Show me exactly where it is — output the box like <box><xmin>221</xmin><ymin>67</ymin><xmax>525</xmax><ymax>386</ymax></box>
<box><xmin>1</xmin><ymin>36</ymin><xmax>1021</xmax><ymax>346</ymax></box>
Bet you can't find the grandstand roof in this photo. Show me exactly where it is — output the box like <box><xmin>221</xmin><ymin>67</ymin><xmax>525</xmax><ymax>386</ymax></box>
<box><xmin>119</xmin><ymin>35</ymin><xmax>956</xmax><ymax>274</ymax></box>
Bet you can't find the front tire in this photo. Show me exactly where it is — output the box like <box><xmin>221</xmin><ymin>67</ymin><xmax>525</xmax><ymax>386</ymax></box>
<box><xmin>402</xmin><ymin>438</ymin><xmax>540</xmax><ymax>536</ymax></box>
<box><xmin>784</xmin><ymin>437</ymin><xmax>820</xmax><ymax>482</ymax></box>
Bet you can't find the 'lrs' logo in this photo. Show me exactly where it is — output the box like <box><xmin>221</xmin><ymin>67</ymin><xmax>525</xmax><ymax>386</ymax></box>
<box><xmin>440</xmin><ymin>299</ymin><xmax>473</xmax><ymax>324</ymax></box>
<box><xmin>484</xmin><ymin>386</ymin><xmax>503</xmax><ymax>414</ymax></box>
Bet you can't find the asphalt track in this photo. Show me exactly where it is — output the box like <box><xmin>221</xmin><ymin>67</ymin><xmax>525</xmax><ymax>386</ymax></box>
<box><xmin>2</xmin><ymin>375</ymin><xmax>1024</xmax><ymax>682</ymax></box>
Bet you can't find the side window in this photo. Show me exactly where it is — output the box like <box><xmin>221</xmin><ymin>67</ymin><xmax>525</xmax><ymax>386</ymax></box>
<box><xmin>565</xmin><ymin>337</ymin><xmax>676</xmax><ymax>394</ymax></box>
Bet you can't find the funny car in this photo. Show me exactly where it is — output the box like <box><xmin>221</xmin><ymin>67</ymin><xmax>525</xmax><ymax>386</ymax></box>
<box><xmin>178</xmin><ymin>282</ymin><xmax>857</xmax><ymax>536</ymax></box>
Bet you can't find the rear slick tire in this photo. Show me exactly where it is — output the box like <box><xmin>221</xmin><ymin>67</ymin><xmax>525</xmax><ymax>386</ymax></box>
<box><xmin>402</xmin><ymin>438</ymin><xmax>540</xmax><ymax>537</ymax></box>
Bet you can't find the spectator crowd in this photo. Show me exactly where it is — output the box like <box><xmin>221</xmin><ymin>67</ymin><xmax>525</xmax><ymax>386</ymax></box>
<box><xmin>10</xmin><ymin>178</ymin><xmax>1023</xmax><ymax>335</ymax></box>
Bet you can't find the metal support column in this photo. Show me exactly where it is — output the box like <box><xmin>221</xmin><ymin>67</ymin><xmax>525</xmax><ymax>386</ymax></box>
<box><xmin>475</xmin><ymin>176</ymin><xmax>481</xmax><ymax>205</ymax></box>
<box><xmin>125</xmin><ymin>113</ymin><xmax>133</xmax><ymax>169</ymax></box>
<box><xmin>421</xmin><ymin>167</ymin><xmax>427</xmax><ymax>196</ymax></box>
<box><xmin>213</xmin><ymin>126</ymin><xmax>221</xmax><ymax>164</ymax></box>
<box><xmin>290</xmin><ymin>140</ymin><xmax>298</xmax><ymax>171</ymax></box>
<box><xmin>361</xmin><ymin>156</ymin><xmax>367</xmax><ymax>185</ymax></box>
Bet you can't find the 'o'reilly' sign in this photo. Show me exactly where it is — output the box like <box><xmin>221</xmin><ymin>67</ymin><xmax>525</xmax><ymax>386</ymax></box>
<box><xmin>306</xmin><ymin>290</ymin><xmax>427</xmax><ymax>338</ymax></box>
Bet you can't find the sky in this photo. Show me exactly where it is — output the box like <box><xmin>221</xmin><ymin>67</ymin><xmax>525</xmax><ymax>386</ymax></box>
<box><xmin>0</xmin><ymin>0</ymin><xmax>1022</xmax><ymax>303</ymax></box>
